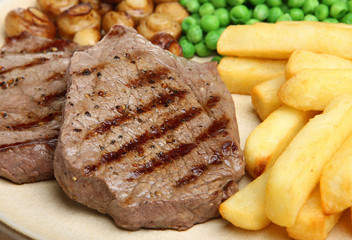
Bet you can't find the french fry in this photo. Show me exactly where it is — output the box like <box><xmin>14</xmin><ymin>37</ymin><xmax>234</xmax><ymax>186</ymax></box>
<box><xmin>219</xmin><ymin>171</ymin><xmax>271</xmax><ymax>230</ymax></box>
<box><xmin>287</xmin><ymin>187</ymin><xmax>343</xmax><ymax>240</ymax></box>
<box><xmin>251</xmin><ymin>75</ymin><xmax>285</xmax><ymax>120</ymax></box>
<box><xmin>278</xmin><ymin>69</ymin><xmax>352</xmax><ymax>111</ymax></box>
<box><xmin>320</xmin><ymin>134</ymin><xmax>352</xmax><ymax>214</ymax></box>
<box><xmin>217</xmin><ymin>22</ymin><xmax>352</xmax><ymax>60</ymax></box>
<box><xmin>285</xmin><ymin>50</ymin><xmax>352</xmax><ymax>79</ymax></box>
<box><xmin>265</xmin><ymin>94</ymin><xmax>352</xmax><ymax>227</ymax></box>
<box><xmin>245</xmin><ymin>105</ymin><xmax>314</xmax><ymax>178</ymax></box>
<box><xmin>217</xmin><ymin>57</ymin><xmax>286</xmax><ymax>95</ymax></box>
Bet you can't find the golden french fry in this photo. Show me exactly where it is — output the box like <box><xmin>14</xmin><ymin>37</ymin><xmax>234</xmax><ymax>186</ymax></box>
<box><xmin>218</xmin><ymin>22</ymin><xmax>352</xmax><ymax>60</ymax></box>
<box><xmin>285</xmin><ymin>50</ymin><xmax>352</xmax><ymax>79</ymax></box>
<box><xmin>278</xmin><ymin>69</ymin><xmax>352</xmax><ymax>111</ymax></box>
<box><xmin>219</xmin><ymin>171</ymin><xmax>271</xmax><ymax>230</ymax></box>
<box><xmin>266</xmin><ymin>94</ymin><xmax>352</xmax><ymax>227</ymax></box>
<box><xmin>217</xmin><ymin>57</ymin><xmax>286</xmax><ymax>95</ymax></box>
<box><xmin>245</xmin><ymin>105</ymin><xmax>314</xmax><ymax>178</ymax></box>
<box><xmin>251</xmin><ymin>75</ymin><xmax>285</xmax><ymax>120</ymax></box>
<box><xmin>320</xmin><ymin>134</ymin><xmax>352</xmax><ymax>214</ymax></box>
<box><xmin>287</xmin><ymin>187</ymin><xmax>343</xmax><ymax>240</ymax></box>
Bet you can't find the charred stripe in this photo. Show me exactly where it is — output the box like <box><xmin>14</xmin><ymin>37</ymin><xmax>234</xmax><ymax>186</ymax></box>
<box><xmin>0</xmin><ymin>137</ymin><xmax>57</xmax><ymax>152</ymax></box>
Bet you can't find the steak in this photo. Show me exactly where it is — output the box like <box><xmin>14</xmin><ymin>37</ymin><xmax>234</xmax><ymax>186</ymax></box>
<box><xmin>0</xmin><ymin>33</ymin><xmax>77</xmax><ymax>184</ymax></box>
<box><xmin>54</xmin><ymin>25</ymin><xmax>244</xmax><ymax>230</ymax></box>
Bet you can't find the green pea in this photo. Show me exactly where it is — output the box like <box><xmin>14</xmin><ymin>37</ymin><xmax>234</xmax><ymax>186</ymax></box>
<box><xmin>248</xmin><ymin>9</ymin><xmax>253</xmax><ymax>18</ymax></box>
<box><xmin>179</xmin><ymin>36</ymin><xmax>188</xmax><ymax>43</ymax></box>
<box><xmin>195</xmin><ymin>41</ymin><xmax>213</xmax><ymax>57</ymax></box>
<box><xmin>268</xmin><ymin>6</ymin><xmax>283</xmax><ymax>22</ymax></box>
<box><xmin>280</xmin><ymin>3</ymin><xmax>289</xmax><ymax>13</ymax></box>
<box><xmin>210</xmin><ymin>0</ymin><xmax>227</xmax><ymax>8</ymax></box>
<box><xmin>330</xmin><ymin>1</ymin><xmax>348</xmax><ymax>18</ymax></box>
<box><xmin>179</xmin><ymin>39</ymin><xmax>195</xmax><ymax>59</ymax></box>
<box><xmin>191</xmin><ymin>13</ymin><xmax>201</xmax><ymax>24</ymax></box>
<box><xmin>200</xmin><ymin>15</ymin><xmax>220</xmax><ymax>32</ymax></box>
<box><xmin>199</xmin><ymin>3</ymin><xmax>215</xmax><ymax>16</ymax></box>
<box><xmin>186</xmin><ymin>25</ymin><xmax>203</xmax><ymax>44</ymax></box>
<box><xmin>205</xmin><ymin>30</ymin><xmax>221</xmax><ymax>50</ymax></box>
<box><xmin>322</xmin><ymin>0</ymin><xmax>339</xmax><ymax>7</ymax></box>
<box><xmin>276</xmin><ymin>12</ymin><xmax>292</xmax><ymax>21</ymax></box>
<box><xmin>230</xmin><ymin>5</ymin><xmax>251</xmax><ymax>23</ymax></box>
<box><xmin>181</xmin><ymin>17</ymin><xmax>197</xmax><ymax>33</ymax></box>
<box><xmin>211</xmin><ymin>56</ymin><xmax>223</xmax><ymax>63</ymax></box>
<box><xmin>186</xmin><ymin>0</ymin><xmax>200</xmax><ymax>13</ymax></box>
<box><xmin>287</xmin><ymin>0</ymin><xmax>305</xmax><ymax>8</ymax></box>
<box><xmin>180</xmin><ymin>0</ymin><xmax>190</xmax><ymax>7</ymax></box>
<box><xmin>315</xmin><ymin>4</ymin><xmax>329</xmax><ymax>20</ymax></box>
<box><xmin>289</xmin><ymin>8</ymin><xmax>304</xmax><ymax>20</ymax></box>
<box><xmin>214</xmin><ymin>8</ymin><xmax>231</xmax><ymax>26</ymax></box>
<box><xmin>227</xmin><ymin>0</ymin><xmax>246</xmax><ymax>6</ymax></box>
<box><xmin>199</xmin><ymin>0</ymin><xmax>210</xmax><ymax>3</ymax></box>
<box><xmin>302</xmin><ymin>0</ymin><xmax>319</xmax><ymax>14</ymax></box>
<box><xmin>217</xmin><ymin>27</ymin><xmax>226</xmax><ymax>35</ymax></box>
<box><xmin>304</xmin><ymin>14</ymin><xmax>319</xmax><ymax>20</ymax></box>
<box><xmin>347</xmin><ymin>0</ymin><xmax>352</xmax><ymax>12</ymax></box>
<box><xmin>323</xmin><ymin>18</ymin><xmax>339</xmax><ymax>22</ymax></box>
<box><xmin>341</xmin><ymin>12</ymin><xmax>352</xmax><ymax>23</ymax></box>
<box><xmin>249</xmin><ymin>0</ymin><xmax>265</xmax><ymax>6</ymax></box>
<box><xmin>246</xmin><ymin>18</ymin><xmax>260</xmax><ymax>24</ymax></box>
<box><xmin>253</xmin><ymin>4</ymin><xmax>270</xmax><ymax>20</ymax></box>
<box><xmin>266</xmin><ymin>0</ymin><xmax>282</xmax><ymax>7</ymax></box>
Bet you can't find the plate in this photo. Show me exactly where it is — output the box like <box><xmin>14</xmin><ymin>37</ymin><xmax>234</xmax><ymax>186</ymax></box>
<box><xmin>0</xmin><ymin>0</ymin><xmax>351</xmax><ymax>239</ymax></box>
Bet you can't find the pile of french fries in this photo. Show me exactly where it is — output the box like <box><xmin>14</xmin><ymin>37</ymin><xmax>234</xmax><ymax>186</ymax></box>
<box><xmin>217</xmin><ymin>21</ymin><xmax>352</xmax><ymax>240</ymax></box>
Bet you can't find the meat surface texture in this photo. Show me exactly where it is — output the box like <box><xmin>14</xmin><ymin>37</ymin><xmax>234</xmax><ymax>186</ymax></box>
<box><xmin>54</xmin><ymin>25</ymin><xmax>244</xmax><ymax>230</ymax></box>
<box><xmin>0</xmin><ymin>33</ymin><xmax>76</xmax><ymax>184</ymax></box>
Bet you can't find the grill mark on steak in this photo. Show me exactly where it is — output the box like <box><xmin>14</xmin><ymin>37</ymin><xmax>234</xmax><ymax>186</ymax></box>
<box><xmin>45</xmin><ymin>71</ymin><xmax>66</xmax><ymax>82</ymax></box>
<box><xmin>126</xmin><ymin>68</ymin><xmax>172</xmax><ymax>89</ymax></box>
<box><xmin>83</xmin><ymin>107</ymin><xmax>202</xmax><ymax>176</ymax></box>
<box><xmin>0</xmin><ymin>57</ymin><xmax>50</xmax><ymax>74</ymax></box>
<box><xmin>37</xmin><ymin>90</ymin><xmax>66</xmax><ymax>106</ymax></box>
<box><xmin>85</xmin><ymin>89</ymin><xmax>188</xmax><ymax>139</ymax></box>
<box><xmin>71</xmin><ymin>63</ymin><xmax>106</xmax><ymax>76</ymax></box>
<box><xmin>206</xmin><ymin>95</ymin><xmax>220</xmax><ymax>108</ymax></box>
<box><xmin>128</xmin><ymin>115</ymin><xmax>230</xmax><ymax>180</ymax></box>
<box><xmin>0</xmin><ymin>137</ymin><xmax>57</xmax><ymax>152</ymax></box>
<box><xmin>8</xmin><ymin>112</ymin><xmax>60</xmax><ymax>131</ymax></box>
<box><xmin>175</xmin><ymin>141</ymin><xmax>238</xmax><ymax>188</ymax></box>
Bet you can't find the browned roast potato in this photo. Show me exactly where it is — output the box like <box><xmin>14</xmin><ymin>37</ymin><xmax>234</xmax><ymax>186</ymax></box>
<box><xmin>155</xmin><ymin>2</ymin><xmax>189</xmax><ymax>24</ymax></box>
<box><xmin>150</xmin><ymin>32</ymin><xmax>182</xmax><ymax>56</ymax></box>
<box><xmin>73</xmin><ymin>28</ymin><xmax>101</xmax><ymax>45</ymax></box>
<box><xmin>102</xmin><ymin>11</ymin><xmax>134</xmax><ymax>33</ymax></box>
<box><xmin>80</xmin><ymin>0</ymin><xmax>114</xmax><ymax>16</ymax></box>
<box><xmin>137</xmin><ymin>13</ymin><xmax>181</xmax><ymax>40</ymax></box>
<box><xmin>116</xmin><ymin>0</ymin><xmax>153</xmax><ymax>24</ymax></box>
<box><xmin>56</xmin><ymin>4</ymin><xmax>101</xmax><ymax>40</ymax></box>
<box><xmin>153</xmin><ymin>0</ymin><xmax>178</xmax><ymax>4</ymax></box>
<box><xmin>101</xmin><ymin>0</ymin><xmax>123</xmax><ymax>3</ymax></box>
<box><xmin>4</xmin><ymin>7</ymin><xmax>56</xmax><ymax>39</ymax></box>
<box><xmin>37</xmin><ymin>0</ymin><xmax>79</xmax><ymax>19</ymax></box>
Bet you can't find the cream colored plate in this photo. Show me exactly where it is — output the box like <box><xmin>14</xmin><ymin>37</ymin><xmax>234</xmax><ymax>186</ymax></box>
<box><xmin>0</xmin><ymin>0</ymin><xmax>351</xmax><ymax>239</ymax></box>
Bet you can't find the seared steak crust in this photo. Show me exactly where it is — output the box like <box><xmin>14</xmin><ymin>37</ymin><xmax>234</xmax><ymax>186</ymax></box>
<box><xmin>54</xmin><ymin>26</ymin><xmax>244</xmax><ymax>230</ymax></box>
<box><xmin>0</xmin><ymin>33</ymin><xmax>76</xmax><ymax>184</ymax></box>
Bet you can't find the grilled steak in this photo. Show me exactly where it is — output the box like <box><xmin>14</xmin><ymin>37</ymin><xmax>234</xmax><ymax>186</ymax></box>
<box><xmin>0</xmin><ymin>33</ymin><xmax>77</xmax><ymax>184</ymax></box>
<box><xmin>54</xmin><ymin>25</ymin><xmax>244</xmax><ymax>230</ymax></box>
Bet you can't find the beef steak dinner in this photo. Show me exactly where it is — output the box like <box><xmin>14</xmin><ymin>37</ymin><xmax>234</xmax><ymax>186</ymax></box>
<box><xmin>0</xmin><ymin>32</ymin><xmax>77</xmax><ymax>184</ymax></box>
<box><xmin>54</xmin><ymin>25</ymin><xmax>244</xmax><ymax>230</ymax></box>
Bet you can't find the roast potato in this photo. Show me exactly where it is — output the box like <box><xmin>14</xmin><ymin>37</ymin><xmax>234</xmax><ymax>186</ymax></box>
<box><xmin>56</xmin><ymin>3</ymin><xmax>101</xmax><ymax>40</ymax></box>
<box><xmin>150</xmin><ymin>32</ymin><xmax>182</xmax><ymax>56</ymax></box>
<box><xmin>4</xmin><ymin>7</ymin><xmax>56</xmax><ymax>39</ymax></box>
<box><xmin>37</xmin><ymin>0</ymin><xmax>79</xmax><ymax>19</ymax></box>
<box><xmin>137</xmin><ymin>13</ymin><xmax>181</xmax><ymax>40</ymax></box>
<box><xmin>102</xmin><ymin>11</ymin><xmax>134</xmax><ymax>33</ymax></box>
<box><xmin>116</xmin><ymin>0</ymin><xmax>154</xmax><ymax>24</ymax></box>
<box><xmin>155</xmin><ymin>2</ymin><xmax>188</xmax><ymax>24</ymax></box>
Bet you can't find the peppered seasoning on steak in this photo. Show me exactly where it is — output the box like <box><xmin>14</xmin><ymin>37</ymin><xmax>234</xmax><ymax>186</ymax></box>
<box><xmin>0</xmin><ymin>32</ymin><xmax>78</xmax><ymax>184</ymax></box>
<box><xmin>54</xmin><ymin>25</ymin><xmax>244</xmax><ymax>230</ymax></box>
